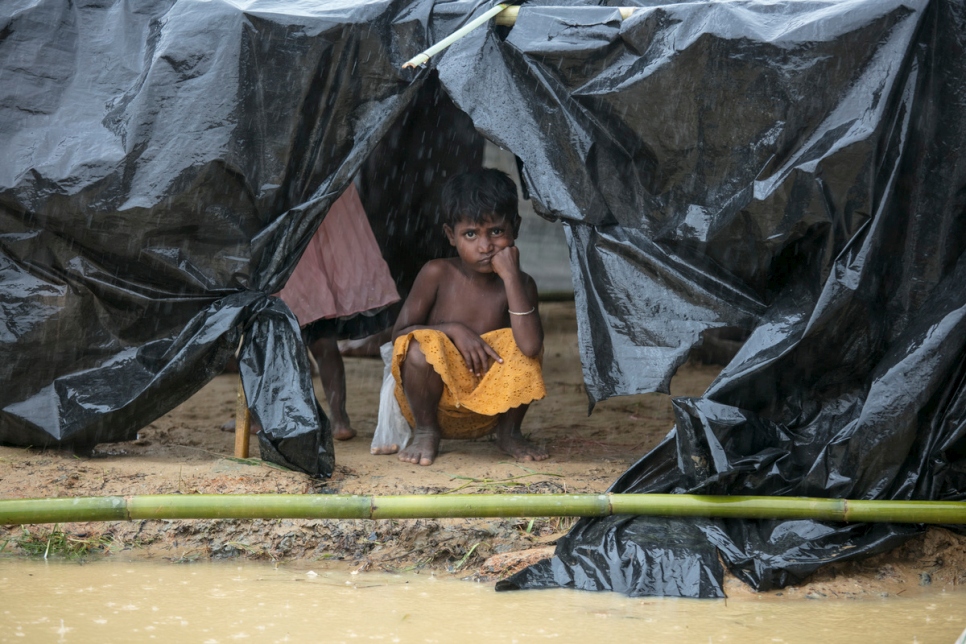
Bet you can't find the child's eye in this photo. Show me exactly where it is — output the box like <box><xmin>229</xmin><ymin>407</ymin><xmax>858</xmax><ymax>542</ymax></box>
<box><xmin>464</xmin><ymin>231</ymin><xmax>476</xmax><ymax>239</ymax></box>
<box><xmin>490</xmin><ymin>228</ymin><xmax>504</xmax><ymax>236</ymax></box>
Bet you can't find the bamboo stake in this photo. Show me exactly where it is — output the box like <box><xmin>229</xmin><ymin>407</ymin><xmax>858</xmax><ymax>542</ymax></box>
<box><xmin>233</xmin><ymin>378</ymin><xmax>250</xmax><ymax>458</ymax></box>
<box><xmin>2</xmin><ymin>494</ymin><xmax>966</xmax><ymax>526</ymax></box>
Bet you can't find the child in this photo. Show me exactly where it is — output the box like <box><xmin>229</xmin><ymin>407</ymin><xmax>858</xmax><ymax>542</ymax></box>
<box><xmin>385</xmin><ymin>169</ymin><xmax>548</xmax><ymax>466</ymax></box>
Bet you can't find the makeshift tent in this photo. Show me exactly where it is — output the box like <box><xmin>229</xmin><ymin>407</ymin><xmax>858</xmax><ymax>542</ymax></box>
<box><xmin>2</xmin><ymin>0</ymin><xmax>966</xmax><ymax>598</ymax></box>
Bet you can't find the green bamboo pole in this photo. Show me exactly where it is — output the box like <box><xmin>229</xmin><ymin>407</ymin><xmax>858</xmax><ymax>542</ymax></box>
<box><xmin>2</xmin><ymin>494</ymin><xmax>966</xmax><ymax>526</ymax></box>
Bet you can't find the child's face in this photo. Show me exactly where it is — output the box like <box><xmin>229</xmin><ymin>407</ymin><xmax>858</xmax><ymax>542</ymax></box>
<box><xmin>444</xmin><ymin>214</ymin><xmax>518</xmax><ymax>274</ymax></box>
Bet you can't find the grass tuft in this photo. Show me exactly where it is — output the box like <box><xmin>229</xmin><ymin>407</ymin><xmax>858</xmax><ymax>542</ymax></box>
<box><xmin>13</xmin><ymin>526</ymin><xmax>113</xmax><ymax>559</ymax></box>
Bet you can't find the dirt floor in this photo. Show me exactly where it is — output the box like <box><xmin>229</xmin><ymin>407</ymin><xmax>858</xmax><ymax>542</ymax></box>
<box><xmin>2</xmin><ymin>301</ymin><xmax>966</xmax><ymax>599</ymax></box>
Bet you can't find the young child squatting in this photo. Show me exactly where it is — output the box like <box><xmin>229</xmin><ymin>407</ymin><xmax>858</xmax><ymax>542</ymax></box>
<box><xmin>384</xmin><ymin>169</ymin><xmax>548</xmax><ymax>466</ymax></box>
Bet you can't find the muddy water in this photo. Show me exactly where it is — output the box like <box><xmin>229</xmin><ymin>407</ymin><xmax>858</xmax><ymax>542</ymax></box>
<box><xmin>2</xmin><ymin>559</ymin><xmax>965</xmax><ymax>643</ymax></box>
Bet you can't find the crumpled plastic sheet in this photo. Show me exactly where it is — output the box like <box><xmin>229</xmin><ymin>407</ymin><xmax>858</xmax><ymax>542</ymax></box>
<box><xmin>433</xmin><ymin>0</ymin><xmax>966</xmax><ymax>596</ymax></box>
<box><xmin>0</xmin><ymin>0</ymin><xmax>465</xmax><ymax>476</ymax></box>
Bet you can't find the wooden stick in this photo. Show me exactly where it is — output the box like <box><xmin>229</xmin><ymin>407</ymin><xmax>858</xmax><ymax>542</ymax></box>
<box><xmin>233</xmin><ymin>377</ymin><xmax>250</xmax><ymax>458</ymax></box>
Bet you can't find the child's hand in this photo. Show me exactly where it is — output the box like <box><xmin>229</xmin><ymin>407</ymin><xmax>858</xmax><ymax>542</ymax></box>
<box><xmin>491</xmin><ymin>244</ymin><xmax>521</xmax><ymax>281</ymax></box>
<box><xmin>447</xmin><ymin>323</ymin><xmax>503</xmax><ymax>378</ymax></box>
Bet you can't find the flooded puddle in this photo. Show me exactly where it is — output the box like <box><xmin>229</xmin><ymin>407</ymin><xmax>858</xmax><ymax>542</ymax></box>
<box><xmin>2</xmin><ymin>558</ymin><xmax>965</xmax><ymax>642</ymax></box>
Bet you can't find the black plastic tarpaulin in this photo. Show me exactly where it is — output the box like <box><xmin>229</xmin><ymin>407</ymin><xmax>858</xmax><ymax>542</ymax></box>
<box><xmin>433</xmin><ymin>0</ymin><xmax>966</xmax><ymax>596</ymax></box>
<box><xmin>0</xmin><ymin>0</ymin><xmax>481</xmax><ymax>475</ymax></box>
<box><xmin>3</xmin><ymin>0</ymin><xmax>966</xmax><ymax>597</ymax></box>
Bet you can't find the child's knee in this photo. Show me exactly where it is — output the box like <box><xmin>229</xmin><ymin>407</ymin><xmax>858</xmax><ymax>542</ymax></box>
<box><xmin>404</xmin><ymin>339</ymin><xmax>430</xmax><ymax>368</ymax></box>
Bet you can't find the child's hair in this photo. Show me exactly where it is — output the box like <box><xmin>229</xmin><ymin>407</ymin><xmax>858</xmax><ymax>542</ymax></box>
<box><xmin>441</xmin><ymin>169</ymin><xmax>519</xmax><ymax>227</ymax></box>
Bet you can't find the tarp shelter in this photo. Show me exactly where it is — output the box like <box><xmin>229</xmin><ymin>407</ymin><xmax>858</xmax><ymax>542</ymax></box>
<box><xmin>2</xmin><ymin>0</ymin><xmax>966</xmax><ymax>597</ymax></box>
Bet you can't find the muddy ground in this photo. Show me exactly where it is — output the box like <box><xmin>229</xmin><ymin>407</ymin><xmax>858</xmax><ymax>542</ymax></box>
<box><xmin>2</xmin><ymin>301</ymin><xmax>966</xmax><ymax>599</ymax></box>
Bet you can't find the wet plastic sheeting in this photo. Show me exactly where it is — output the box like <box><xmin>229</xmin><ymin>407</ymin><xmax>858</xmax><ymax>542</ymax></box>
<box><xmin>442</xmin><ymin>0</ymin><xmax>939</xmax><ymax>404</ymax></box>
<box><xmin>564</xmin><ymin>223</ymin><xmax>762</xmax><ymax>402</ymax></box>
<box><xmin>516</xmin><ymin>513</ymin><xmax>727</xmax><ymax>598</ymax></box>
<box><xmin>438</xmin><ymin>0</ymin><xmax>966</xmax><ymax>596</ymax></box>
<box><xmin>0</xmin><ymin>0</ymin><xmax>445</xmax><ymax>476</ymax></box>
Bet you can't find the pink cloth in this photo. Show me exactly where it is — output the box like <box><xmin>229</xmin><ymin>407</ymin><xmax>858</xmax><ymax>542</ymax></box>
<box><xmin>277</xmin><ymin>183</ymin><xmax>399</xmax><ymax>327</ymax></box>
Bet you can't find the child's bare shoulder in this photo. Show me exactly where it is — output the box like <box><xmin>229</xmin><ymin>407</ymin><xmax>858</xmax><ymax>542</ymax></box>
<box><xmin>417</xmin><ymin>258</ymin><xmax>460</xmax><ymax>281</ymax></box>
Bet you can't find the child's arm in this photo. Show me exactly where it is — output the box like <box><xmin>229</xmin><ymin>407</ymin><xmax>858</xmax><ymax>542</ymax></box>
<box><xmin>392</xmin><ymin>261</ymin><xmax>502</xmax><ymax>377</ymax></box>
<box><xmin>491</xmin><ymin>245</ymin><xmax>543</xmax><ymax>357</ymax></box>
<box><xmin>391</xmin><ymin>261</ymin><xmax>442</xmax><ymax>341</ymax></box>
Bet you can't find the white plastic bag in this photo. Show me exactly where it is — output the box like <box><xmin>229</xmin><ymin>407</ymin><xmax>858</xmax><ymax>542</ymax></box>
<box><xmin>370</xmin><ymin>342</ymin><xmax>412</xmax><ymax>454</ymax></box>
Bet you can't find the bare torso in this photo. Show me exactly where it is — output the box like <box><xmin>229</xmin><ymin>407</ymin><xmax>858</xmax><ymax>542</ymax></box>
<box><xmin>425</xmin><ymin>258</ymin><xmax>512</xmax><ymax>334</ymax></box>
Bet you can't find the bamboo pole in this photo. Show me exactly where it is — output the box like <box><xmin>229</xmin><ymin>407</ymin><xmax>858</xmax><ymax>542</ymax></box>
<box><xmin>402</xmin><ymin>3</ymin><xmax>512</xmax><ymax>69</ymax></box>
<box><xmin>2</xmin><ymin>494</ymin><xmax>966</xmax><ymax>527</ymax></box>
<box><xmin>402</xmin><ymin>5</ymin><xmax>640</xmax><ymax>69</ymax></box>
<box><xmin>493</xmin><ymin>5</ymin><xmax>638</xmax><ymax>26</ymax></box>
<box><xmin>233</xmin><ymin>378</ymin><xmax>250</xmax><ymax>459</ymax></box>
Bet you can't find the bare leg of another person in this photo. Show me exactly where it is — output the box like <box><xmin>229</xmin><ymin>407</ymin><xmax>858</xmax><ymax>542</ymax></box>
<box><xmin>308</xmin><ymin>334</ymin><xmax>356</xmax><ymax>441</ymax></box>
<box><xmin>398</xmin><ymin>340</ymin><xmax>444</xmax><ymax>466</ymax></box>
<box><xmin>494</xmin><ymin>404</ymin><xmax>548</xmax><ymax>461</ymax></box>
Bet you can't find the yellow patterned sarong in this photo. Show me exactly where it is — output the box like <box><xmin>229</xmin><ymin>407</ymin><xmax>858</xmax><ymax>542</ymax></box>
<box><xmin>392</xmin><ymin>328</ymin><xmax>546</xmax><ymax>439</ymax></box>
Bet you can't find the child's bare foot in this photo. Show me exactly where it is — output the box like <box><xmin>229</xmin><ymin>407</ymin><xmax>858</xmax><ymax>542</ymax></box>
<box><xmin>331</xmin><ymin>422</ymin><xmax>356</xmax><ymax>441</ymax></box>
<box><xmin>496</xmin><ymin>432</ymin><xmax>549</xmax><ymax>461</ymax></box>
<box><xmin>398</xmin><ymin>426</ymin><xmax>441</xmax><ymax>466</ymax></box>
<box><xmin>492</xmin><ymin>405</ymin><xmax>546</xmax><ymax>461</ymax></box>
<box><xmin>370</xmin><ymin>443</ymin><xmax>400</xmax><ymax>455</ymax></box>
